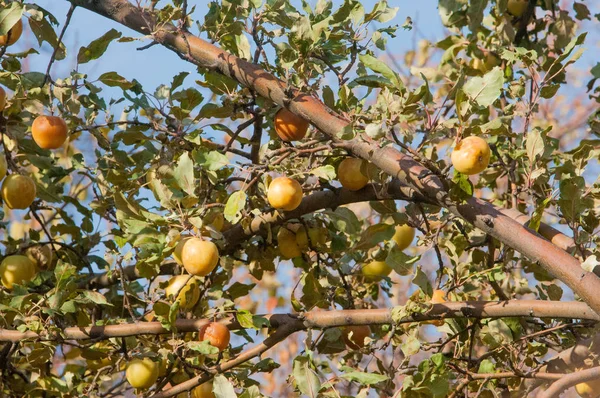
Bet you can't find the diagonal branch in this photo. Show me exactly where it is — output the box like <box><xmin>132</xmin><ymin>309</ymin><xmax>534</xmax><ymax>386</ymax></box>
<box><xmin>66</xmin><ymin>0</ymin><xmax>600</xmax><ymax>315</ymax></box>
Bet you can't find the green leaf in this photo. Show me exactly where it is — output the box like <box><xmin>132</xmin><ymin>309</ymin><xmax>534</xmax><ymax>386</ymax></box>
<box><xmin>194</xmin><ymin>150</ymin><xmax>230</xmax><ymax>171</ymax></box>
<box><xmin>386</xmin><ymin>245</ymin><xmax>419</xmax><ymax>276</ymax></box>
<box><xmin>359</xmin><ymin>54</ymin><xmax>404</xmax><ymax>91</ymax></box>
<box><xmin>401</xmin><ymin>334</ymin><xmax>421</xmax><ymax>356</ymax></box>
<box><xmin>224</xmin><ymin>190</ymin><xmax>247</xmax><ymax>223</ymax></box>
<box><xmin>463</xmin><ymin>67</ymin><xmax>503</xmax><ymax>107</ymax></box>
<box><xmin>187</xmin><ymin>340</ymin><xmax>219</xmax><ymax>355</ymax></box>
<box><xmin>293</xmin><ymin>355</ymin><xmax>321</xmax><ymax>397</ymax></box>
<box><xmin>98</xmin><ymin>72</ymin><xmax>135</xmax><ymax>90</ymax></box>
<box><xmin>310</xmin><ymin>165</ymin><xmax>336</xmax><ymax>181</ymax></box>
<box><xmin>412</xmin><ymin>266</ymin><xmax>432</xmax><ymax>296</ymax></box>
<box><xmin>213</xmin><ymin>374</ymin><xmax>237</xmax><ymax>398</ymax></box>
<box><xmin>173</xmin><ymin>152</ymin><xmax>196</xmax><ymax>196</ymax></box>
<box><xmin>235</xmin><ymin>310</ymin><xmax>269</xmax><ymax>329</ymax></box>
<box><xmin>81</xmin><ymin>291</ymin><xmax>112</xmax><ymax>306</ymax></box>
<box><xmin>355</xmin><ymin>223</ymin><xmax>394</xmax><ymax>250</ymax></box>
<box><xmin>77</xmin><ymin>29</ymin><xmax>122</xmax><ymax>64</ymax></box>
<box><xmin>339</xmin><ymin>368</ymin><xmax>389</xmax><ymax>385</ymax></box>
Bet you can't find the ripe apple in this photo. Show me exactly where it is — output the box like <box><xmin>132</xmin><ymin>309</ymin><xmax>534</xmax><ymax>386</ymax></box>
<box><xmin>0</xmin><ymin>153</ymin><xmax>7</xmax><ymax>181</ymax></box>
<box><xmin>165</xmin><ymin>275</ymin><xmax>200</xmax><ymax>309</ymax></box>
<box><xmin>277</xmin><ymin>227</ymin><xmax>301</xmax><ymax>259</ymax></box>
<box><xmin>450</xmin><ymin>136</ymin><xmax>491</xmax><ymax>175</ymax></box>
<box><xmin>32</xmin><ymin>115</ymin><xmax>68</xmax><ymax>149</ymax></box>
<box><xmin>392</xmin><ymin>224</ymin><xmax>415</xmax><ymax>250</ymax></box>
<box><xmin>338</xmin><ymin>158</ymin><xmax>370</xmax><ymax>191</ymax></box>
<box><xmin>173</xmin><ymin>236</ymin><xmax>191</xmax><ymax>265</ymax></box>
<box><xmin>198</xmin><ymin>322</ymin><xmax>230</xmax><ymax>352</ymax></box>
<box><xmin>181</xmin><ymin>238</ymin><xmax>219</xmax><ymax>276</ymax></box>
<box><xmin>507</xmin><ymin>0</ymin><xmax>528</xmax><ymax>17</ymax></box>
<box><xmin>361</xmin><ymin>261</ymin><xmax>393</xmax><ymax>280</ymax></box>
<box><xmin>0</xmin><ymin>19</ymin><xmax>23</xmax><ymax>46</ymax></box>
<box><xmin>274</xmin><ymin>108</ymin><xmax>310</xmax><ymax>142</ymax></box>
<box><xmin>125</xmin><ymin>357</ymin><xmax>159</xmax><ymax>389</ymax></box>
<box><xmin>267</xmin><ymin>176</ymin><xmax>303</xmax><ymax>211</ymax></box>
<box><xmin>191</xmin><ymin>381</ymin><xmax>215</xmax><ymax>398</ymax></box>
<box><xmin>342</xmin><ymin>325</ymin><xmax>371</xmax><ymax>350</ymax></box>
<box><xmin>0</xmin><ymin>254</ymin><xmax>36</xmax><ymax>289</ymax></box>
<box><xmin>2</xmin><ymin>174</ymin><xmax>36</xmax><ymax>209</ymax></box>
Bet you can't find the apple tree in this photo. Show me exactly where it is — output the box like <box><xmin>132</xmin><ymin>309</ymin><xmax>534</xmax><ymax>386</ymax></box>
<box><xmin>0</xmin><ymin>0</ymin><xmax>599</xmax><ymax>397</ymax></box>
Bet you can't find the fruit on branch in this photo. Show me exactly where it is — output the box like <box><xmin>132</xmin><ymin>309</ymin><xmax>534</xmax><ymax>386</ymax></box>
<box><xmin>198</xmin><ymin>322</ymin><xmax>231</xmax><ymax>352</ymax></box>
<box><xmin>25</xmin><ymin>244</ymin><xmax>55</xmax><ymax>270</ymax></box>
<box><xmin>429</xmin><ymin>289</ymin><xmax>447</xmax><ymax>326</ymax></box>
<box><xmin>471</xmin><ymin>53</ymin><xmax>501</xmax><ymax>74</ymax></box>
<box><xmin>342</xmin><ymin>325</ymin><xmax>371</xmax><ymax>350</ymax></box>
<box><xmin>125</xmin><ymin>357</ymin><xmax>159</xmax><ymax>389</ymax></box>
<box><xmin>1</xmin><ymin>174</ymin><xmax>36</xmax><ymax>209</ymax></box>
<box><xmin>337</xmin><ymin>158</ymin><xmax>370</xmax><ymax>191</ymax></box>
<box><xmin>274</xmin><ymin>108</ymin><xmax>310</xmax><ymax>142</ymax></box>
<box><xmin>0</xmin><ymin>19</ymin><xmax>23</xmax><ymax>46</ymax></box>
<box><xmin>165</xmin><ymin>275</ymin><xmax>200</xmax><ymax>309</ymax></box>
<box><xmin>507</xmin><ymin>0</ymin><xmax>528</xmax><ymax>17</ymax></box>
<box><xmin>32</xmin><ymin>115</ymin><xmax>68</xmax><ymax>149</ymax></box>
<box><xmin>191</xmin><ymin>381</ymin><xmax>215</xmax><ymax>398</ymax></box>
<box><xmin>575</xmin><ymin>378</ymin><xmax>600</xmax><ymax>397</ymax></box>
<box><xmin>0</xmin><ymin>254</ymin><xmax>36</xmax><ymax>289</ymax></box>
<box><xmin>0</xmin><ymin>153</ymin><xmax>7</xmax><ymax>181</ymax></box>
<box><xmin>0</xmin><ymin>87</ymin><xmax>6</xmax><ymax>111</ymax></box>
<box><xmin>450</xmin><ymin>136</ymin><xmax>491</xmax><ymax>175</ymax></box>
<box><xmin>392</xmin><ymin>224</ymin><xmax>415</xmax><ymax>250</ymax></box>
<box><xmin>267</xmin><ymin>176</ymin><xmax>303</xmax><ymax>211</ymax></box>
<box><xmin>173</xmin><ymin>236</ymin><xmax>192</xmax><ymax>265</ymax></box>
<box><xmin>181</xmin><ymin>238</ymin><xmax>220</xmax><ymax>276</ymax></box>
<box><xmin>361</xmin><ymin>260</ymin><xmax>393</xmax><ymax>280</ymax></box>
<box><xmin>277</xmin><ymin>227</ymin><xmax>302</xmax><ymax>259</ymax></box>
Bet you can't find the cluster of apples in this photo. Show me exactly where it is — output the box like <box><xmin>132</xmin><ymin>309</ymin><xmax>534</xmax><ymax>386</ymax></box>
<box><xmin>125</xmin><ymin>322</ymin><xmax>228</xmax><ymax>397</ymax></box>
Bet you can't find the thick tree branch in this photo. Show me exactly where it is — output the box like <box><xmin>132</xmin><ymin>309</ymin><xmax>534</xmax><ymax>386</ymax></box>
<box><xmin>1</xmin><ymin>301</ymin><xmax>597</xmax><ymax>343</ymax></box>
<box><xmin>66</xmin><ymin>0</ymin><xmax>600</xmax><ymax>315</ymax></box>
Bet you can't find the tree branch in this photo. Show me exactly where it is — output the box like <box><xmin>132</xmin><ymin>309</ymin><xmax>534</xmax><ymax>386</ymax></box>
<box><xmin>1</xmin><ymin>301</ymin><xmax>597</xmax><ymax>343</ymax></box>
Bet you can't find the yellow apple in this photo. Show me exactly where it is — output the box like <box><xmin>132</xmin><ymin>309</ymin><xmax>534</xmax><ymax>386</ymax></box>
<box><xmin>0</xmin><ymin>255</ymin><xmax>36</xmax><ymax>289</ymax></box>
<box><xmin>267</xmin><ymin>176</ymin><xmax>303</xmax><ymax>211</ymax></box>
<box><xmin>181</xmin><ymin>238</ymin><xmax>219</xmax><ymax>276</ymax></box>
<box><xmin>450</xmin><ymin>136</ymin><xmax>491</xmax><ymax>175</ymax></box>
<box><xmin>392</xmin><ymin>224</ymin><xmax>415</xmax><ymax>250</ymax></box>
<box><xmin>277</xmin><ymin>227</ymin><xmax>301</xmax><ymax>259</ymax></box>
<box><xmin>2</xmin><ymin>174</ymin><xmax>36</xmax><ymax>209</ymax></box>
<box><xmin>338</xmin><ymin>158</ymin><xmax>369</xmax><ymax>191</ymax></box>
<box><xmin>361</xmin><ymin>261</ymin><xmax>393</xmax><ymax>280</ymax></box>
<box><xmin>165</xmin><ymin>275</ymin><xmax>200</xmax><ymax>309</ymax></box>
<box><xmin>126</xmin><ymin>358</ymin><xmax>159</xmax><ymax>389</ymax></box>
